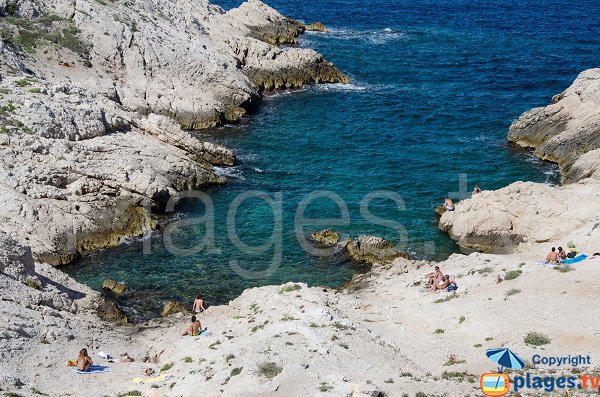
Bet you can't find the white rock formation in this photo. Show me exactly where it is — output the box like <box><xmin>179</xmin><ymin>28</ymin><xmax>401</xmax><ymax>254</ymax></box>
<box><xmin>439</xmin><ymin>180</ymin><xmax>600</xmax><ymax>253</ymax></box>
<box><xmin>508</xmin><ymin>68</ymin><xmax>600</xmax><ymax>182</ymax></box>
<box><xmin>441</xmin><ymin>69</ymin><xmax>600</xmax><ymax>253</ymax></box>
<box><xmin>0</xmin><ymin>0</ymin><xmax>348</xmax><ymax>264</ymax></box>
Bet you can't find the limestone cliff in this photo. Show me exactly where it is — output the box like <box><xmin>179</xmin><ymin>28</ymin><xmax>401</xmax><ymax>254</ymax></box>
<box><xmin>508</xmin><ymin>68</ymin><xmax>600</xmax><ymax>182</ymax></box>
<box><xmin>0</xmin><ymin>0</ymin><xmax>348</xmax><ymax>264</ymax></box>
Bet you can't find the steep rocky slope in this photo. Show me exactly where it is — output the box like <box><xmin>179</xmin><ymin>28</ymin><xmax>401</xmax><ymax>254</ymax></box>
<box><xmin>440</xmin><ymin>69</ymin><xmax>600</xmax><ymax>253</ymax></box>
<box><xmin>508</xmin><ymin>68</ymin><xmax>600</xmax><ymax>182</ymax></box>
<box><xmin>0</xmin><ymin>0</ymin><xmax>348</xmax><ymax>264</ymax></box>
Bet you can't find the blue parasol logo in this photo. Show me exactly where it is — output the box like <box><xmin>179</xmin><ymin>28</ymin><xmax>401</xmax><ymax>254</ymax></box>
<box><xmin>486</xmin><ymin>348</ymin><xmax>526</xmax><ymax>372</ymax></box>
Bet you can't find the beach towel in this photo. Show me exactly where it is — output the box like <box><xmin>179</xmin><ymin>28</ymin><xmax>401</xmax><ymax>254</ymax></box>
<box><xmin>131</xmin><ymin>373</ymin><xmax>173</xmax><ymax>384</ymax></box>
<box><xmin>71</xmin><ymin>365</ymin><xmax>112</xmax><ymax>374</ymax></box>
<box><xmin>561</xmin><ymin>254</ymin><xmax>588</xmax><ymax>265</ymax></box>
<box><xmin>194</xmin><ymin>329</ymin><xmax>210</xmax><ymax>338</ymax></box>
<box><xmin>97</xmin><ymin>351</ymin><xmax>112</xmax><ymax>359</ymax></box>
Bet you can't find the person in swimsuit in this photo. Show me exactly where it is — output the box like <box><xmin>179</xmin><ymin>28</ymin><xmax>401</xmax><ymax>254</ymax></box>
<box><xmin>76</xmin><ymin>348</ymin><xmax>93</xmax><ymax>372</ymax></box>
<box><xmin>443</xmin><ymin>197</ymin><xmax>455</xmax><ymax>211</ymax></box>
<box><xmin>180</xmin><ymin>316</ymin><xmax>202</xmax><ymax>336</ymax></box>
<box><xmin>192</xmin><ymin>294</ymin><xmax>206</xmax><ymax>314</ymax></box>
<box><xmin>472</xmin><ymin>184</ymin><xmax>481</xmax><ymax>195</ymax></box>
<box><xmin>432</xmin><ymin>275</ymin><xmax>451</xmax><ymax>292</ymax></box>
<box><xmin>557</xmin><ymin>246</ymin><xmax>567</xmax><ymax>261</ymax></box>
<box><xmin>425</xmin><ymin>266</ymin><xmax>443</xmax><ymax>288</ymax></box>
<box><xmin>545</xmin><ymin>247</ymin><xmax>559</xmax><ymax>264</ymax></box>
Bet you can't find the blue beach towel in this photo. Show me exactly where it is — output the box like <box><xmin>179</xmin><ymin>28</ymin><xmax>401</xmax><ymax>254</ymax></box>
<box><xmin>561</xmin><ymin>254</ymin><xmax>588</xmax><ymax>265</ymax></box>
<box><xmin>195</xmin><ymin>329</ymin><xmax>210</xmax><ymax>338</ymax></box>
<box><xmin>71</xmin><ymin>365</ymin><xmax>112</xmax><ymax>374</ymax></box>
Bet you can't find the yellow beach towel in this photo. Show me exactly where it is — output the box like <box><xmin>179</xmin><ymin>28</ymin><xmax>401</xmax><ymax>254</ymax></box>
<box><xmin>130</xmin><ymin>373</ymin><xmax>173</xmax><ymax>384</ymax></box>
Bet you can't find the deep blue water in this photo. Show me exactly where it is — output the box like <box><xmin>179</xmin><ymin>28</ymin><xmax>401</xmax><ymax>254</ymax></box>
<box><xmin>65</xmin><ymin>0</ymin><xmax>600</xmax><ymax>320</ymax></box>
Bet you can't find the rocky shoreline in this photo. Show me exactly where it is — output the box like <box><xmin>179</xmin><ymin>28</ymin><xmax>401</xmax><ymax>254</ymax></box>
<box><xmin>1</xmin><ymin>0</ymin><xmax>600</xmax><ymax>394</ymax></box>
<box><xmin>440</xmin><ymin>69</ymin><xmax>600</xmax><ymax>254</ymax></box>
<box><xmin>0</xmin><ymin>0</ymin><xmax>348</xmax><ymax>265</ymax></box>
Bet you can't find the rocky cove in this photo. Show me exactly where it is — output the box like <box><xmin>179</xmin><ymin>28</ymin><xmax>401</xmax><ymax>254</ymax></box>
<box><xmin>1</xmin><ymin>0</ymin><xmax>600</xmax><ymax>396</ymax></box>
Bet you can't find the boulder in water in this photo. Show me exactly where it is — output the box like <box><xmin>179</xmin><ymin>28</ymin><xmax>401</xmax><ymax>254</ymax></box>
<box><xmin>102</xmin><ymin>279</ymin><xmax>127</xmax><ymax>295</ymax></box>
<box><xmin>310</xmin><ymin>229</ymin><xmax>341</xmax><ymax>247</ymax></box>
<box><xmin>345</xmin><ymin>235</ymin><xmax>409</xmax><ymax>264</ymax></box>
<box><xmin>305</xmin><ymin>22</ymin><xmax>327</xmax><ymax>32</ymax></box>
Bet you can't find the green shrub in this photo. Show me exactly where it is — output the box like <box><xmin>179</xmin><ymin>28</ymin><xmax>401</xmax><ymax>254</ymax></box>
<box><xmin>5</xmin><ymin>1</ymin><xmax>17</xmax><ymax>16</ymax></box>
<box><xmin>24</xmin><ymin>277</ymin><xmax>41</xmax><ymax>289</ymax></box>
<box><xmin>434</xmin><ymin>328</ymin><xmax>444</xmax><ymax>334</ymax></box>
<box><xmin>257</xmin><ymin>362</ymin><xmax>282</xmax><ymax>379</ymax></box>
<box><xmin>278</xmin><ymin>284</ymin><xmax>302</xmax><ymax>293</ymax></box>
<box><xmin>524</xmin><ymin>332</ymin><xmax>551</xmax><ymax>346</ymax></box>
<box><xmin>504</xmin><ymin>270</ymin><xmax>522</xmax><ymax>281</ymax></box>
<box><xmin>181</xmin><ymin>356</ymin><xmax>192</xmax><ymax>363</ymax></box>
<box><xmin>434</xmin><ymin>293</ymin><xmax>458</xmax><ymax>303</ymax></box>
<box><xmin>15</xmin><ymin>79</ymin><xmax>31</xmax><ymax>87</ymax></box>
<box><xmin>117</xmin><ymin>392</ymin><xmax>141</xmax><ymax>397</ymax></box>
<box><xmin>160</xmin><ymin>362</ymin><xmax>173</xmax><ymax>372</ymax></box>
<box><xmin>230</xmin><ymin>367</ymin><xmax>242</xmax><ymax>376</ymax></box>
<box><xmin>554</xmin><ymin>265</ymin><xmax>574</xmax><ymax>273</ymax></box>
<box><xmin>505</xmin><ymin>288</ymin><xmax>521</xmax><ymax>297</ymax></box>
<box><xmin>29</xmin><ymin>88</ymin><xmax>42</xmax><ymax>94</ymax></box>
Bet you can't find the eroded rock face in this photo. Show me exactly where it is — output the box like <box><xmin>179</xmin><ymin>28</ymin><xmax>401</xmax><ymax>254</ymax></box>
<box><xmin>2</xmin><ymin>0</ymin><xmax>348</xmax><ymax>129</ymax></box>
<box><xmin>0</xmin><ymin>232</ymin><xmax>97</xmax><ymax>354</ymax></box>
<box><xmin>508</xmin><ymin>68</ymin><xmax>600</xmax><ymax>181</ymax></box>
<box><xmin>439</xmin><ymin>180</ymin><xmax>600</xmax><ymax>253</ymax></box>
<box><xmin>161</xmin><ymin>301</ymin><xmax>188</xmax><ymax>317</ymax></box>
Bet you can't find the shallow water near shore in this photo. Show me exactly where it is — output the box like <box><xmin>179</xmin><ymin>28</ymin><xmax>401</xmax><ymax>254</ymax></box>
<box><xmin>64</xmin><ymin>0</ymin><xmax>600</xmax><ymax>321</ymax></box>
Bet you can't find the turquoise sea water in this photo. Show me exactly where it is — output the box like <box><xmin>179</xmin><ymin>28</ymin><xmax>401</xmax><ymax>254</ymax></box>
<box><xmin>65</xmin><ymin>0</ymin><xmax>600</xmax><ymax>321</ymax></box>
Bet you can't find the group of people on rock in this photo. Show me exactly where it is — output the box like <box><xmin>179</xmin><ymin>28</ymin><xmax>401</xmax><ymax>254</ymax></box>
<box><xmin>423</xmin><ymin>266</ymin><xmax>457</xmax><ymax>292</ymax></box>
<box><xmin>545</xmin><ymin>246</ymin><xmax>577</xmax><ymax>264</ymax></box>
<box><xmin>443</xmin><ymin>184</ymin><xmax>482</xmax><ymax>212</ymax></box>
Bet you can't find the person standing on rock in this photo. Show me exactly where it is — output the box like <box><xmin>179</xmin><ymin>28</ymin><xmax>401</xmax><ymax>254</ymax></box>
<box><xmin>546</xmin><ymin>247</ymin><xmax>559</xmax><ymax>264</ymax></box>
<box><xmin>472</xmin><ymin>184</ymin><xmax>481</xmax><ymax>195</ymax></box>
<box><xmin>193</xmin><ymin>294</ymin><xmax>206</xmax><ymax>314</ymax></box>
